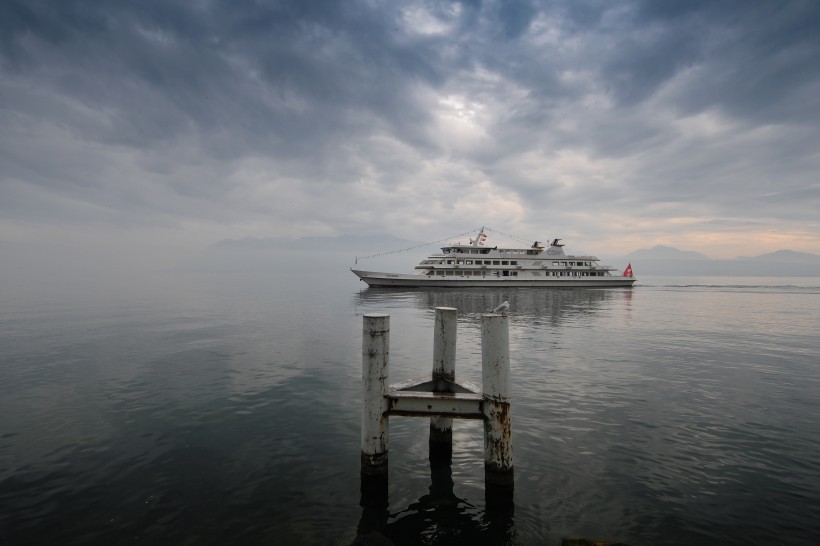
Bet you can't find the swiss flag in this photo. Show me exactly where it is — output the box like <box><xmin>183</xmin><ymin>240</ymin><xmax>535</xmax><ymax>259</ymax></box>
<box><xmin>623</xmin><ymin>263</ymin><xmax>633</xmax><ymax>277</ymax></box>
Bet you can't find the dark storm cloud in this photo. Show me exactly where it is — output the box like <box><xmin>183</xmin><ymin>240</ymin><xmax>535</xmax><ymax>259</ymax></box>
<box><xmin>628</xmin><ymin>0</ymin><xmax>820</xmax><ymax>122</ymax></box>
<box><xmin>2</xmin><ymin>0</ymin><xmax>441</xmax><ymax>152</ymax></box>
<box><xmin>1</xmin><ymin>0</ymin><xmax>819</xmax><ymax>255</ymax></box>
<box><xmin>1</xmin><ymin>0</ymin><xmax>458</xmax><ymax>228</ymax></box>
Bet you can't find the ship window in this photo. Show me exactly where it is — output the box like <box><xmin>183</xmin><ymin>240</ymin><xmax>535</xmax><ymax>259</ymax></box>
<box><xmin>465</xmin><ymin>260</ymin><xmax>472</xmax><ymax>265</ymax></box>
<box><xmin>446</xmin><ymin>271</ymin><xmax>454</xmax><ymax>275</ymax></box>
<box><xmin>493</xmin><ymin>261</ymin><xmax>500</xmax><ymax>265</ymax></box>
<box><xmin>512</xmin><ymin>271</ymin><xmax>518</xmax><ymax>276</ymax></box>
<box><xmin>502</xmin><ymin>261</ymin><xmax>509</xmax><ymax>265</ymax></box>
<box><xmin>484</xmin><ymin>260</ymin><xmax>491</xmax><ymax>265</ymax></box>
<box><xmin>510</xmin><ymin>261</ymin><xmax>517</xmax><ymax>265</ymax></box>
<box><xmin>436</xmin><ymin>271</ymin><xmax>445</xmax><ymax>276</ymax></box>
<box><xmin>447</xmin><ymin>260</ymin><xmax>453</xmax><ymax>264</ymax></box>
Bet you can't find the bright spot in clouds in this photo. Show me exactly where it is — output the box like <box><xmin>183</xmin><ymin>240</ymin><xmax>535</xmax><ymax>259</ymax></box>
<box><xmin>1</xmin><ymin>0</ymin><xmax>819</xmax><ymax>266</ymax></box>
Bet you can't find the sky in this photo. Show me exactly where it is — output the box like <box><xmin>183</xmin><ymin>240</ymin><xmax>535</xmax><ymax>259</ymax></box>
<box><xmin>2</xmin><ymin>0</ymin><xmax>820</xmax><ymax>274</ymax></box>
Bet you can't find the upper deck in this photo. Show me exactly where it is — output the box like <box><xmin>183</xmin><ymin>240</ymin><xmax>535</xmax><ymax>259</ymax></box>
<box><xmin>433</xmin><ymin>243</ymin><xmax>600</xmax><ymax>263</ymax></box>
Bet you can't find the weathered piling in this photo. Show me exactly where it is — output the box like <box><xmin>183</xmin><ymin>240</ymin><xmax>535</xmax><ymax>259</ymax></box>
<box><xmin>430</xmin><ymin>307</ymin><xmax>457</xmax><ymax>445</ymax></box>
<box><xmin>361</xmin><ymin>314</ymin><xmax>390</xmax><ymax>476</ymax></box>
<box><xmin>481</xmin><ymin>313</ymin><xmax>514</xmax><ymax>489</ymax></box>
<box><xmin>360</xmin><ymin>307</ymin><xmax>513</xmax><ymax>502</ymax></box>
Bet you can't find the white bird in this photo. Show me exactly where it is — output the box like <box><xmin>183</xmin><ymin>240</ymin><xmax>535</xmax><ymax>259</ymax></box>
<box><xmin>492</xmin><ymin>301</ymin><xmax>510</xmax><ymax>315</ymax></box>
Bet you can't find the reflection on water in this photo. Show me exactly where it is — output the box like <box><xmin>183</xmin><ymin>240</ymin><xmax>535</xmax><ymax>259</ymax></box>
<box><xmin>355</xmin><ymin>286</ymin><xmax>626</xmax><ymax>325</ymax></box>
<box><xmin>356</xmin><ymin>436</ymin><xmax>515</xmax><ymax>546</ymax></box>
<box><xmin>2</xmin><ymin>276</ymin><xmax>819</xmax><ymax>545</ymax></box>
<box><xmin>351</xmin><ymin>286</ymin><xmax>635</xmax><ymax>545</ymax></box>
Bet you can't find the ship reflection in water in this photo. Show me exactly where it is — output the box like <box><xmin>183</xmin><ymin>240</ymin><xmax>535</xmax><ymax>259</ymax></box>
<box><xmin>355</xmin><ymin>285</ymin><xmax>631</xmax><ymax>327</ymax></box>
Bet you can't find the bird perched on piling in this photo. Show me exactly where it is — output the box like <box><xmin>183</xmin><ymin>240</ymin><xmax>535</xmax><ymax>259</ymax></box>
<box><xmin>492</xmin><ymin>301</ymin><xmax>510</xmax><ymax>315</ymax></box>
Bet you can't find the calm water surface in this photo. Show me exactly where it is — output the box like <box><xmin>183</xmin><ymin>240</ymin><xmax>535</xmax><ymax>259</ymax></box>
<box><xmin>1</xmin><ymin>274</ymin><xmax>819</xmax><ymax>545</ymax></box>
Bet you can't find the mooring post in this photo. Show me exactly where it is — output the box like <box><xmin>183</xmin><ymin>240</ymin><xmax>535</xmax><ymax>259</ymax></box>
<box><xmin>362</xmin><ymin>314</ymin><xmax>390</xmax><ymax>477</ymax></box>
<box><xmin>430</xmin><ymin>307</ymin><xmax>458</xmax><ymax>445</ymax></box>
<box><xmin>481</xmin><ymin>313</ymin><xmax>514</xmax><ymax>491</ymax></box>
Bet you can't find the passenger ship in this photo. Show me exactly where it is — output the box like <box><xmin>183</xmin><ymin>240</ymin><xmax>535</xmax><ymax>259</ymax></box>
<box><xmin>351</xmin><ymin>228</ymin><xmax>635</xmax><ymax>288</ymax></box>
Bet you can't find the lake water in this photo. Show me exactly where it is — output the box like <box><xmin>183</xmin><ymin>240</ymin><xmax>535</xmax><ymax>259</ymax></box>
<box><xmin>1</xmin><ymin>274</ymin><xmax>819</xmax><ymax>545</ymax></box>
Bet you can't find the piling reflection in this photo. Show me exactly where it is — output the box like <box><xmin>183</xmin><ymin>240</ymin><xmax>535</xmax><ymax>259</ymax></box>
<box><xmin>355</xmin><ymin>430</ymin><xmax>516</xmax><ymax>546</ymax></box>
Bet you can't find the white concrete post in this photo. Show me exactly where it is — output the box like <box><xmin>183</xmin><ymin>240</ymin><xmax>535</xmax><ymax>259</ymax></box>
<box><xmin>481</xmin><ymin>313</ymin><xmax>514</xmax><ymax>488</ymax></box>
<box><xmin>431</xmin><ymin>307</ymin><xmax>458</xmax><ymax>444</ymax></box>
<box><xmin>362</xmin><ymin>314</ymin><xmax>390</xmax><ymax>475</ymax></box>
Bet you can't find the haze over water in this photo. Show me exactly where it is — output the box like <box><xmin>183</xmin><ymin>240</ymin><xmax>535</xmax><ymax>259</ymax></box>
<box><xmin>1</xmin><ymin>273</ymin><xmax>819</xmax><ymax>545</ymax></box>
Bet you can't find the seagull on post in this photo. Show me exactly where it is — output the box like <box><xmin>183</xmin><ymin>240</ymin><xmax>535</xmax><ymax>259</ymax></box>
<box><xmin>492</xmin><ymin>301</ymin><xmax>510</xmax><ymax>316</ymax></box>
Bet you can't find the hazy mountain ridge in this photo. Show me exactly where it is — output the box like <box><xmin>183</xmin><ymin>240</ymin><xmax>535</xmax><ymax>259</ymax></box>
<box><xmin>627</xmin><ymin>245</ymin><xmax>711</xmax><ymax>261</ymax></box>
<box><xmin>604</xmin><ymin>245</ymin><xmax>820</xmax><ymax>276</ymax></box>
<box><xmin>735</xmin><ymin>249</ymin><xmax>820</xmax><ymax>263</ymax></box>
<box><xmin>211</xmin><ymin>234</ymin><xmax>411</xmax><ymax>253</ymax></box>
<box><xmin>183</xmin><ymin>236</ymin><xmax>820</xmax><ymax>277</ymax></box>
<box><xmin>176</xmin><ymin>234</ymin><xmax>422</xmax><ymax>275</ymax></box>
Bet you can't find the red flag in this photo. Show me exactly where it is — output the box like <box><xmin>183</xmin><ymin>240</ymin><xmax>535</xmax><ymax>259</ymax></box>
<box><xmin>623</xmin><ymin>263</ymin><xmax>633</xmax><ymax>277</ymax></box>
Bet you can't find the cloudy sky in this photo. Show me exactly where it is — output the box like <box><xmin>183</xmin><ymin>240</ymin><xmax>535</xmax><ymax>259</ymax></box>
<box><xmin>2</xmin><ymin>0</ymin><xmax>820</xmax><ymax>271</ymax></box>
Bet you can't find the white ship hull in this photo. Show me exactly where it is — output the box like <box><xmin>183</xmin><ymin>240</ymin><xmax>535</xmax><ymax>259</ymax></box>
<box><xmin>351</xmin><ymin>269</ymin><xmax>636</xmax><ymax>288</ymax></box>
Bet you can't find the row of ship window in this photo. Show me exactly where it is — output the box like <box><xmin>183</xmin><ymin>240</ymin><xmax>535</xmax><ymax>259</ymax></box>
<box><xmin>421</xmin><ymin>259</ymin><xmax>594</xmax><ymax>266</ymax></box>
<box><xmin>427</xmin><ymin>270</ymin><xmax>607</xmax><ymax>277</ymax></box>
<box><xmin>447</xmin><ymin>248</ymin><xmax>535</xmax><ymax>255</ymax></box>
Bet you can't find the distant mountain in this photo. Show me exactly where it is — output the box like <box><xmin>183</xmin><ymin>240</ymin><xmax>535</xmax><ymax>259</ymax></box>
<box><xmin>211</xmin><ymin>234</ymin><xmax>410</xmax><ymax>253</ymax></box>
<box><xmin>174</xmin><ymin>233</ymin><xmax>423</xmax><ymax>275</ymax></box>
<box><xmin>735</xmin><ymin>249</ymin><xmax>820</xmax><ymax>264</ymax></box>
<box><xmin>628</xmin><ymin>245</ymin><xmax>711</xmax><ymax>261</ymax></box>
<box><xmin>178</xmin><ymin>237</ymin><xmax>820</xmax><ymax>277</ymax></box>
<box><xmin>602</xmin><ymin>246</ymin><xmax>820</xmax><ymax>277</ymax></box>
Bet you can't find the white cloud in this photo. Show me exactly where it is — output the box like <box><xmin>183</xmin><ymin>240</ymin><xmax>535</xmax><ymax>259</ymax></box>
<box><xmin>2</xmin><ymin>0</ymin><xmax>819</xmax><ymax>267</ymax></box>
